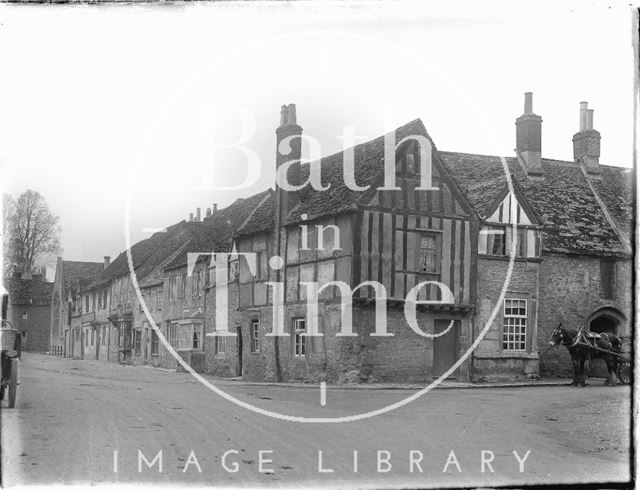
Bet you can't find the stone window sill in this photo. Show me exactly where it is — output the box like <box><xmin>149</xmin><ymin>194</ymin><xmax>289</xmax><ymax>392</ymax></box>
<box><xmin>474</xmin><ymin>351</ymin><xmax>539</xmax><ymax>360</ymax></box>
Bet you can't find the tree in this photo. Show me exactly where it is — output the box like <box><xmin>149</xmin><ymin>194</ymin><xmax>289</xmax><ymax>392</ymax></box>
<box><xmin>3</xmin><ymin>190</ymin><xmax>62</xmax><ymax>276</ymax></box>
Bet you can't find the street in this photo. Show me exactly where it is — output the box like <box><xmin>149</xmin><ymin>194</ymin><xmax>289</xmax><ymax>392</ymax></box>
<box><xmin>1</xmin><ymin>353</ymin><xmax>631</xmax><ymax>488</ymax></box>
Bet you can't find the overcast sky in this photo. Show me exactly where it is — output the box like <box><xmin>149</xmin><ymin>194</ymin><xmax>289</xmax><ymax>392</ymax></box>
<box><xmin>0</xmin><ymin>1</ymin><xmax>635</xmax><ymax>266</ymax></box>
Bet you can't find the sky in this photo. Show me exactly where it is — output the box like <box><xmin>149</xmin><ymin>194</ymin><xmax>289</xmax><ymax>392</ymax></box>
<box><xmin>0</xmin><ymin>0</ymin><xmax>636</xmax><ymax>267</ymax></box>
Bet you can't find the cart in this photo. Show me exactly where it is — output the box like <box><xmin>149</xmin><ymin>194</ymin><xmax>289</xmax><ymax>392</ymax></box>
<box><xmin>1</xmin><ymin>319</ymin><xmax>20</xmax><ymax>408</ymax></box>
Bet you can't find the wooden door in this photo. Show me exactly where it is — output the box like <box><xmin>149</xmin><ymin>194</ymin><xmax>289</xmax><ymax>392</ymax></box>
<box><xmin>433</xmin><ymin>319</ymin><xmax>459</xmax><ymax>379</ymax></box>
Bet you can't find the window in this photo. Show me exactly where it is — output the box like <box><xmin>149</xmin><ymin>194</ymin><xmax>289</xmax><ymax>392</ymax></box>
<box><xmin>486</xmin><ymin>226</ymin><xmax>506</xmax><ymax>255</ymax></box>
<box><xmin>101</xmin><ymin>326</ymin><xmax>106</xmax><ymax>346</ymax></box>
<box><xmin>502</xmin><ymin>299</ymin><xmax>527</xmax><ymax>351</ymax></box>
<box><xmin>166</xmin><ymin>323</ymin><xmax>177</xmax><ymax>349</ymax></box>
<box><xmin>177</xmin><ymin>274</ymin><xmax>186</xmax><ymax>299</ymax></box>
<box><xmin>250</xmin><ymin>319</ymin><xmax>260</xmax><ymax>353</ymax></box>
<box><xmin>418</xmin><ymin>235</ymin><xmax>437</xmax><ymax>273</ymax></box>
<box><xmin>293</xmin><ymin>318</ymin><xmax>306</xmax><ymax>357</ymax></box>
<box><xmin>207</xmin><ymin>266</ymin><xmax>216</xmax><ymax>288</ymax></box>
<box><xmin>156</xmin><ymin>289</ymin><xmax>162</xmax><ymax>310</ymax></box>
<box><xmin>515</xmin><ymin>227</ymin><xmax>527</xmax><ymax>257</ymax></box>
<box><xmin>151</xmin><ymin>329</ymin><xmax>159</xmax><ymax>355</ymax></box>
<box><xmin>91</xmin><ymin>328</ymin><xmax>95</xmax><ymax>345</ymax></box>
<box><xmin>229</xmin><ymin>260</ymin><xmax>239</xmax><ymax>282</ymax></box>
<box><xmin>85</xmin><ymin>295</ymin><xmax>90</xmax><ymax>312</ymax></box>
<box><xmin>600</xmin><ymin>260</ymin><xmax>616</xmax><ymax>299</ymax></box>
<box><xmin>215</xmin><ymin>335</ymin><xmax>226</xmax><ymax>355</ymax></box>
<box><xmin>256</xmin><ymin>251</ymin><xmax>268</xmax><ymax>280</ymax></box>
<box><xmin>85</xmin><ymin>329</ymin><xmax>89</xmax><ymax>346</ymax></box>
<box><xmin>21</xmin><ymin>310</ymin><xmax>28</xmax><ymax>320</ymax></box>
<box><xmin>134</xmin><ymin>329</ymin><xmax>141</xmax><ymax>355</ymax></box>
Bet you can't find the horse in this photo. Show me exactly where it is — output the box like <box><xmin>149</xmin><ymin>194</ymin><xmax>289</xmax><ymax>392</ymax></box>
<box><xmin>548</xmin><ymin>323</ymin><xmax>622</xmax><ymax>387</ymax></box>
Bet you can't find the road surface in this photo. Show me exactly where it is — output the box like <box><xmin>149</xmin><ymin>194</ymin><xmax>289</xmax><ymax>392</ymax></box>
<box><xmin>1</xmin><ymin>354</ymin><xmax>632</xmax><ymax>488</ymax></box>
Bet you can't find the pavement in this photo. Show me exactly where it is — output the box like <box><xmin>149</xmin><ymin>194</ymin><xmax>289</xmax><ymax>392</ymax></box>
<box><xmin>1</xmin><ymin>353</ymin><xmax>632</xmax><ymax>488</ymax></box>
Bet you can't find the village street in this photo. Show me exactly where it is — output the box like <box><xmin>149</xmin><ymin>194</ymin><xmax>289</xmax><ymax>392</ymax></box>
<box><xmin>1</xmin><ymin>354</ymin><xmax>631</xmax><ymax>488</ymax></box>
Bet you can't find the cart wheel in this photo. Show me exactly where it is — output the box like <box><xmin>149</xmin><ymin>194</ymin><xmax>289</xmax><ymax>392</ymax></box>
<box><xmin>617</xmin><ymin>361</ymin><xmax>631</xmax><ymax>385</ymax></box>
<box><xmin>8</xmin><ymin>359</ymin><xmax>17</xmax><ymax>408</ymax></box>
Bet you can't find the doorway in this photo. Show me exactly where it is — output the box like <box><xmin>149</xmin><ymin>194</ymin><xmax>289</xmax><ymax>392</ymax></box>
<box><xmin>236</xmin><ymin>326</ymin><xmax>243</xmax><ymax>377</ymax></box>
<box><xmin>433</xmin><ymin>319</ymin><xmax>460</xmax><ymax>379</ymax></box>
<box><xmin>589</xmin><ymin>313</ymin><xmax>621</xmax><ymax>378</ymax></box>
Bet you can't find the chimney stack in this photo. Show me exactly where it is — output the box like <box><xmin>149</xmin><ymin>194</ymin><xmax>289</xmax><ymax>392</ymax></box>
<box><xmin>572</xmin><ymin>101</ymin><xmax>601</xmax><ymax>174</ymax></box>
<box><xmin>196</xmin><ymin>207</ymin><xmax>202</xmax><ymax>222</ymax></box>
<box><xmin>213</xmin><ymin>203</ymin><xmax>218</xmax><ymax>212</ymax></box>
<box><xmin>104</xmin><ymin>256</ymin><xmax>111</xmax><ymax>270</ymax></box>
<box><xmin>515</xmin><ymin>92</ymin><xmax>543</xmax><ymax>176</ymax></box>
<box><xmin>275</xmin><ymin>103</ymin><xmax>303</xmax><ymax>217</ymax></box>
<box><xmin>206</xmin><ymin>208</ymin><xmax>212</xmax><ymax>218</ymax></box>
<box><xmin>189</xmin><ymin>212</ymin><xmax>194</xmax><ymax>222</ymax></box>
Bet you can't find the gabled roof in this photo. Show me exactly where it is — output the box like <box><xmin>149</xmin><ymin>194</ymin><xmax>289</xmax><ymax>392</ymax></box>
<box><xmin>163</xmin><ymin>190</ymin><xmax>271</xmax><ymax>272</ymax></box>
<box><xmin>86</xmin><ymin>222</ymin><xmax>190</xmax><ymax>289</ymax></box>
<box><xmin>439</xmin><ymin>152</ymin><xmax>631</xmax><ymax>256</ymax></box>
<box><xmin>236</xmin><ymin>118</ymin><xmax>467</xmax><ymax>237</ymax></box>
<box><xmin>60</xmin><ymin>260</ymin><xmax>104</xmax><ymax>294</ymax></box>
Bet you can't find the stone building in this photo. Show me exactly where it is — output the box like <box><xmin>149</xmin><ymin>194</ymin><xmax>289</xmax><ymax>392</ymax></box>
<box><xmin>202</xmin><ymin>97</ymin><xmax>631</xmax><ymax>383</ymax></box>
<box><xmin>62</xmin><ymin>94</ymin><xmax>632</xmax><ymax>384</ymax></box>
<box><xmin>50</xmin><ymin>258</ymin><xmax>105</xmax><ymax>357</ymax></box>
<box><xmin>4</xmin><ymin>268</ymin><xmax>54</xmax><ymax>352</ymax></box>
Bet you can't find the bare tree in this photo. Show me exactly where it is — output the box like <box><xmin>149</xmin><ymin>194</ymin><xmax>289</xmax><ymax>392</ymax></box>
<box><xmin>3</xmin><ymin>190</ymin><xmax>62</xmax><ymax>276</ymax></box>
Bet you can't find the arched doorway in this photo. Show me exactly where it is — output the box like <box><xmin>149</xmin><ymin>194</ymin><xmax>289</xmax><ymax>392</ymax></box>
<box><xmin>587</xmin><ymin>306</ymin><xmax>627</xmax><ymax>378</ymax></box>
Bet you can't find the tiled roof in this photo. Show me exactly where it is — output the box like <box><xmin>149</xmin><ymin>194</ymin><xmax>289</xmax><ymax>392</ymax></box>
<box><xmin>236</xmin><ymin>119</ymin><xmax>431</xmax><ymax>236</ymax></box>
<box><xmin>61</xmin><ymin>260</ymin><xmax>104</xmax><ymax>294</ymax></box>
<box><xmin>87</xmin><ymin>225</ymin><xmax>181</xmax><ymax>289</ymax></box>
<box><xmin>439</xmin><ymin>152</ymin><xmax>631</xmax><ymax>256</ymax></box>
<box><xmin>4</xmin><ymin>276</ymin><xmax>54</xmax><ymax>306</ymax></box>
<box><xmin>163</xmin><ymin>190</ymin><xmax>271</xmax><ymax>272</ymax></box>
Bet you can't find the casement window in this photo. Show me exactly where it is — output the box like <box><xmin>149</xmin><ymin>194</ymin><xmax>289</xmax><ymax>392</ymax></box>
<box><xmin>150</xmin><ymin>329</ymin><xmax>159</xmax><ymax>355</ymax></box>
<box><xmin>191</xmin><ymin>270</ymin><xmax>202</xmax><ymax>297</ymax></box>
<box><xmin>293</xmin><ymin>318</ymin><xmax>306</xmax><ymax>357</ymax></box>
<box><xmin>600</xmin><ymin>259</ymin><xmax>616</xmax><ymax>299</ymax></box>
<box><xmin>91</xmin><ymin>328</ymin><xmax>95</xmax><ymax>345</ymax></box>
<box><xmin>229</xmin><ymin>260</ymin><xmax>239</xmax><ymax>282</ymax></box>
<box><xmin>85</xmin><ymin>296</ymin><xmax>90</xmax><ymax>312</ymax></box>
<box><xmin>256</xmin><ymin>250</ymin><xmax>268</xmax><ymax>281</ymax></box>
<box><xmin>166</xmin><ymin>323</ymin><xmax>177</xmax><ymax>349</ymax></box>
<box><xmin>134</xmin><ymin>329</ymin><xmax>141</xmax><ymax>355</ymax></box>
<box><xmin>215</xmin><ymin>335</ymin><xmax>226</xmax><ymax>355</ymax></box>
<box><xmin>250</xmin><ymin>319</ymin><xmax>260</xmax><ymax>353</ymax></box>
<box><xmin>418</xmin><ymin>234</ymin><xmax>438</xmax><ymax>273</ymax></box>
<box><xmin>85</xmin><ymin>329</ymin><xmax>89</xmax><ymax>346</ymax></box>
<box><xmin>486</xmin><ymin>226</ymin><xmax>506</xmax><ymax>256</ymax></box>
<box><xmin>22</xmin><ymin>310</ymin><xmax>28</xmax><ymax>320</ymax></box>
<box><xmin>176</xmin><ymin>274</ymin><xmax>185</xmax><ymax>299</ymax></box>
<box><xmin>207</xmin><ymin>266</ymin><xmax>216</xmax><ymax>288</ymax></box>
<box><xmin>502</xmin><ymin>298</ymin><xmax>527</xmax><ymax>351</ymax></box>
<box><xmin>156</xmin><ymin>289</ymin><xmax>162</xmax><ymax>310</ymax></box>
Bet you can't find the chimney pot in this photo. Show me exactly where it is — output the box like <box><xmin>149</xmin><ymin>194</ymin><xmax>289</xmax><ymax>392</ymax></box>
<box><xmin>524</xmin><ymin>92</ymin><xmax>533</xmax><ymax>114</ymax></box>
<box><xmin>579</xmin><ymin>101</ymin><xmax>588</xmax><ymax>131</ymax></box>
<box><xmin>196</xmin><ymin>208</ymin><xmax>201</xmax><ymax>222</ymax></box>
<box><xmin>586</xmin><ymin>109</ymin><xmax>594</xmax><ymax>130</ymax></box>
<box><xmin>104</xmin><ymin>256</ymin><xmax>111</xmax><ymax>269</ymax></box>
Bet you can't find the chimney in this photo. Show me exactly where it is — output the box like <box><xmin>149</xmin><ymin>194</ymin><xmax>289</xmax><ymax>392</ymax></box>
<box><xmin>189</xmin><ymin>212</ymin><xmax>194</xmax><ymax>222</ymax></box>
<box><xmin>104</xmin><ymin>256</ymin><xmax>111</xmax><ymax>270</ymax></box>
<box><xmin>196</xmin><ymin>207</ymin><xmax>202</xmax><ymax>222</ymax></box>
<box><xmin>572</xmin><ymin>101</ymin><xmax>601</xmax><ymax>174</ymax></box>
<box><xmin>206</xmin><ymin>208</ymin><xmax>212</xmax><ymax>218</ymax></box>
<box><xmin>515</xmin><ymin>92</ymin><xmax>543</xmax><ymax>175</ymax></box>
<box><xmin>213</xmin><ymin>203</ymin><xmax>218</xmax><ymax>212</ymax></box>
<box><xmin>276</xmin><ymin>104</ymin><xmax>303</xmax><ymax>220</ymax></box>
